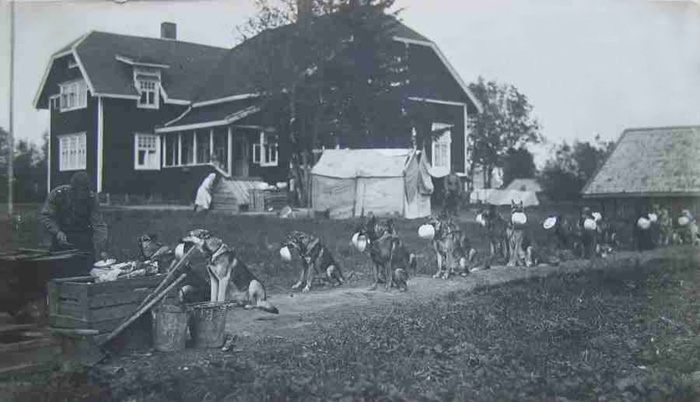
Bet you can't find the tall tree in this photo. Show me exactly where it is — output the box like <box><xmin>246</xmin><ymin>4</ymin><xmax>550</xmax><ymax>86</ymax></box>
<box><xmin>467</xmin><ymin>77</ymin><xmax>542</xmax><ymax>188</ymax></box>
<box><xmin>237</xmin><ymin>0</ymin><xmax>408</xmax><ymax>206</ymax></box>
<box><xmin>501</xmin><ymin>147</ymin><xmax>536</xmax><ymax>187</ymax></box>
<box><xmin>539</xmin><ymin>135</ymin><xmax>614</xmax><ymax>201</ymax></box>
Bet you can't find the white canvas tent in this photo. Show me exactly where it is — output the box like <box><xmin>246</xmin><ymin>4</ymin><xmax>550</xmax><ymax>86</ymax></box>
<box><xmin>311</xmin><ymin>149</ymin><xmax>433</xmax><ymax>219</ymax></box>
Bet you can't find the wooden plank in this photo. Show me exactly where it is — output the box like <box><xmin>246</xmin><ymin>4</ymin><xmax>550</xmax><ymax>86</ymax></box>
<box><xmin>51</xmin><ymin>276</ymin><xmax>94</xmax><ymax>284</ymax></box>
<box><xmin>55</xmin><ymin>283</ymin><xmax>88</xmax><ymax>300</ymax></box>
<box><xmin>48</xmin><ymin>281</ymin><xmax>59</xmax><ymax>316</ymax></box>
<box><xmin>87</xmin><ymin>275</ymin><xmax>162</xmax><ymax>296</ymax></box>
<box><xmin>88</xmin><ymin>303</ymin><xmax>141</xmax><ymax>322</ymax></box>
<box><xmin>57</xmin><ymin>302</ymin><xmax>87</xmax><ymax>320</ymax></box>
<box><xmin>0</xmin><ymin>337</ymin><xmax>58</xmax><ymax>354</ymax></box>
<box><xmin>88</xmin><ymin>289</ymin><xmax>149</xmax><ymax>308</ymax></box>
<box><xmin>50</xmin><ymin>315</ymin><xmax>124</xmax><ymax>333</ymax></box>
<box><xmin>0</xmin><ymin>324</ymin><xmax>38</xmax><ymax>335</ymax></box>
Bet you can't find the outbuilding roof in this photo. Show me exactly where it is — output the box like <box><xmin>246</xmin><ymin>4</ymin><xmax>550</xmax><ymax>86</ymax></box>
<box><xmin>582</xmin><ymin>126</ymin><xmax>700</xmax><ymax>197</ymax></box>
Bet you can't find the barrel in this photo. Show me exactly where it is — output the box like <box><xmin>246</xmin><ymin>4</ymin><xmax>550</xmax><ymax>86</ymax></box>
<box><xmin>152</xmin><ymin>304</ymin><xmax>189</xmax><ymax>352</ymax></box>
<box><xmin>188</xmin><ymin>302</ymin><xmax>228</xmax><ymax>348</ymax></box>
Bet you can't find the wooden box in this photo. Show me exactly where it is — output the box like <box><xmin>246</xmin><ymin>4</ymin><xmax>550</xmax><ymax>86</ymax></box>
<box><xmin>48</xmin><ymin>275</ymin><xmax>163</xmax><ymax>333</ymax></box>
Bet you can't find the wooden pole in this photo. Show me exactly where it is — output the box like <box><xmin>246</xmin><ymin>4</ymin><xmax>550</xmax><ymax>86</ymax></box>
<box><xmin>135</xmin><ymin>245</ymin><xmax>197</xmax><ymax>311</ymax></box>
<box><xmin>8</xmin><ymin>0</ymin><xmax>15</xmax><ymax>217</ymax></box>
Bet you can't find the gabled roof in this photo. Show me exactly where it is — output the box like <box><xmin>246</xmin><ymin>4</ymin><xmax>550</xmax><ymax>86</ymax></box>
<box><xmin>35</xmin><ymin>14</ymin><xmax>481</xmax><ymax>113</ymax></box>
<box><xmin>35</xmin><ymin>31</ymin><xmax>228</xmax><ymax>108</ymax></box>
<box><xmin>582</xmin><ymin>126</ymin><xmax>700</xmax><ymax>197</ymax></box>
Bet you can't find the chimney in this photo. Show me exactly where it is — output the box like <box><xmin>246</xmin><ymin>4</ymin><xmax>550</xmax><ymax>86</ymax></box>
<box><xmin>297</xmin><ymin>0</ymin><xmax>312</xmax><ymax>24</ymax></box>
<box><xmin>160</xmin><ymin>22</ymin><xmax>177</xmax><ymax>40</ymax></box>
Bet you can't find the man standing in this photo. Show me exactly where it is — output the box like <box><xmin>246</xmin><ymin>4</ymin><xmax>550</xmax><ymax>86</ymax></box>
<box><xmin>38</xmin><ymin>171</ymin><xmax>108</xmax><ymax>263</ymax></box>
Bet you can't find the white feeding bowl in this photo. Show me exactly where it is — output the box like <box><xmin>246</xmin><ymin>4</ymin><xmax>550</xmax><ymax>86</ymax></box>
<box><xmin>648</xmin><ymin>213</ymin><xmax>658</xmax><ymax>223</ymax></box>
<box><xmin>637</xmin><ymin>217</ymin><xmax>651</xmax><ymax>230</ymax></box>
<box><xmin>280</xmin><ymin>246</ymin><xmax>292</xmax><ymax>262</ymax></box>
<box><xmin>93</xmin><ymin>259</ymin><xmax>116</xmax><ymax>269</ymax></box>
<box><xmin>543</xmin><ymin>216</ymin><xmax>557</xmax><ymax>230</ymax></box>
<box><xmin>592</xmin><ymin>212</ymin><xmax>602</xmax><ymax>222</ymax></box>
<box><xmin>583</xmin><ymin>219</ymin><xmax>597</xmax><ymax>231</ymax></box>
<box><xmin>356</xmin><ymin>235</ymin><xmax>369</xmax><ymax>252</ymax></box>
<box><xmin>678</xmin><ymin>216</ymin><xmax>691</xmax><ymax>227</ymax></box>
<box><xmin>476</xmin><ymin>213</ymin><xmax>486</xmax><ymax>227</ymax></box>
<box><xmin>511</xmin><ymin>212</ymin><xmax>527</xmax><ymax>226</ymax></box>
<box><xmin>418</xmin><ymin>224</ymin><xmax>435</xmax><ymax>240</ymax></box>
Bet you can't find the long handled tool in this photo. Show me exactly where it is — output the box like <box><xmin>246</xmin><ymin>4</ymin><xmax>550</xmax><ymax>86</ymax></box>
<box><xmin>135</xmin><ymin>245</ymin><xmax>198</xmax><ymax>311</ymax></box>
<box><xmin>98</xmin><ymin>273</ymin><xmax>188</xmax><ymax>346</ymax></box>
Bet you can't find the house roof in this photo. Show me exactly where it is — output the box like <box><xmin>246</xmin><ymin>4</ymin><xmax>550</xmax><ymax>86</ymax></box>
<box><xmin>505</xmin><ymin>178</ymin><xmax>542</xmax><ymax>193</ymax></box>
<box><xmin>582</xmin><ymin>126</ymin><xmax>700</xmax><ymax>197</ymax></box>
<box><xmin>311</xmin><ymin>148</ymin><xmax>413</xmax><ymax>178</ymax></box>
<box><xmin>35</xmin><ymin>31</ymin><xmax>228</xmax><ymax>107</ymax></box>
<box><xmin>36</xmin><ymin>14</ymin><xmax>480</xmax><ymax>113</ymax></box>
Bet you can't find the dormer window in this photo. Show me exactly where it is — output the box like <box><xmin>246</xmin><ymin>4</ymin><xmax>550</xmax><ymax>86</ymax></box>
<box><xmin>137</xmin><ymin>79</ymin><xmax>159</xmax><ymax>109</ymax></box>
<box><xmin>59</xmin><ymin>79</ymin><xmax>88</xmax><ymax>112</ymax></box>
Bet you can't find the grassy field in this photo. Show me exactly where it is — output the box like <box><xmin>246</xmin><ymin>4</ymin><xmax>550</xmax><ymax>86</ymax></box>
<box><xmin>0</xmin><ymin>203</ymin><xmax>635</xmax><ymax>292</ymax></box>
<box><xmin>5</xmin><ymin>248</ymin><xmax>699</xmax><ymax>401</ymax></box>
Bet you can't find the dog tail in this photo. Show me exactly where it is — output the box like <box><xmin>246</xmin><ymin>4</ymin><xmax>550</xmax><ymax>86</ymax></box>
<box><xmin>255</xmin><ymin>300</ymin><xmax>279</xmax><ymax>315</ymax></box>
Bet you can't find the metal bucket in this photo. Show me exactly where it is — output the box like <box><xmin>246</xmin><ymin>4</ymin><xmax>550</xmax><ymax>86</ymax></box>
<box><xmin>152</xmin><ymin>304</ymin><xmax>189</xmax><ymax>352</ymax></box>
<box><xmin>188</xmin><ymin>302</ymin><xmax>228</xmax><ymax>348</ymax></box>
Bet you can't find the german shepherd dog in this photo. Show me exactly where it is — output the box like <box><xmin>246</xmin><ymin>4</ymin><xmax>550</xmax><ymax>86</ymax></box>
<box><xmin>283</xmin><ymin>231</ymin><xmax>351</xmax><ymax>292</ymax></box>
<box><xmin>137</xmin><ymin>233</ymin><xmax>175</xmax><ymax>274</ymax></box>
<box><xmin>507</xmin><ymin>200</ymin><xmax>534</xmax><ymax>267</ymax></box>
<box><xmin>423</xmin><ymin>211</ymin><xmax>477</xmax><ymax>279</ymax></box>
<box><xmin>182</xmin><ymin>229</ymin><xmax>279</xmax><ymax>314</ymax></box>
<box><xmin>478</xmin><ymin>205</ymin><xmax>508</xmax><ymax>268</ymax></box>
<box><xmin>354</xmin><ymin>216</ymin><xmax>415</xmax><ymax>291</ymax></box>
<box><xmin>138</xmin><ymin>234</ymin><xmax>209</xmax><ymax>304</ymax></box>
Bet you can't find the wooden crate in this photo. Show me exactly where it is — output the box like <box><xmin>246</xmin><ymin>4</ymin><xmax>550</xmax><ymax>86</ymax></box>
<box><xmin>48</xmin><ymin>275</ymin><xmax>163</xmax><ymax>333</ymax></box>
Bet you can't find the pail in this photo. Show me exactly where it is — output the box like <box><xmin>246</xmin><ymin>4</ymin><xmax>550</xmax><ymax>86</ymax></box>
<box><xmin>152</xmin><ymin>303</ymin><xmax>189</xmax><ymax>352</ymax></box>
<box><xmin>188</xmin><ymin>302</ymin><xmax>228</xmax><ymax>348</ymax></box>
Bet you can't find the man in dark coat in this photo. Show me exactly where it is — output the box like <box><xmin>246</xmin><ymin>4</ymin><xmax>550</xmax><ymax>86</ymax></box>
<box><xmin>38</xmin><ymin>171</ymin><xmax>108</xmax><ymax>265</ymax></box>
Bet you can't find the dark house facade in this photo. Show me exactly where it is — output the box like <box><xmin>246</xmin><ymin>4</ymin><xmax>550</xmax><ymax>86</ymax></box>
<box><xmin>35</xmin><ymin>18</ymin><xmax>481</xmax><ymax>204</ymax></box>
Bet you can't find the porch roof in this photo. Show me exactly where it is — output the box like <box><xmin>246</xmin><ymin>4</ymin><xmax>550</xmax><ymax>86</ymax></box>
<box><xmin>156</xmin><ymin>102</ymin><xmax>261</xmax><ymax>133</ymax></box>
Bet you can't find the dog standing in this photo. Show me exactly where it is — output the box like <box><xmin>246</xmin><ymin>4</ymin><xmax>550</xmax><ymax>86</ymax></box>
<box><xmin>506</xmin><ymin>200</ymin><xmax>534</xmax><ymax>267</ymax></box>
<box><xmin>424</xmin><ymin>212</ymin><xmax>477</xmax><ymax>279</ymax></box>
<box><xmin>283</xmin><ymin>231</ymin><xmax>350</xmax><ymax>292</ymax></box>
<box><xmin>355</xmin><ymin>216</ymin><xmax>415</xmax><ymax>291</ymax></box>
<box><xmin>182</xmin><ymin>229</ymin><xmax>278</xmax><ymax>314</ymax></box>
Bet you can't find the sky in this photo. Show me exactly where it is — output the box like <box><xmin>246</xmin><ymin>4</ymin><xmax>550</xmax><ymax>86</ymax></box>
<box><xmin>1</xmin><ymin>0</ymin><xmax>700</xmax><ymax>167</ymax></box>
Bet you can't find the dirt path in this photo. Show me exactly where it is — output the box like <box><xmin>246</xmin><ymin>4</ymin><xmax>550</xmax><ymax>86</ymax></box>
<box><xmin>225</xmin><ymin>248</ymin><xmax>687</xmax><ymax>340</ymax></box>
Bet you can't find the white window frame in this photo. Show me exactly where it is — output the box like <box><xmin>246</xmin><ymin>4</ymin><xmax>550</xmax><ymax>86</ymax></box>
<box><xmin>134</xmin><ymin>133</ymin><xmax>161</xmax><ymax>170</ymax></box>
<box><xmin>253</xmin><ymin>132</ymin><xmax>278</xmax><ymax>167</ymax></box>
<box><xmin>136</xmin><ymin>78</ymin><xmax>160</xmax><ymax>109</ymax></box>
<box><xmin>431</xmin><ymin>122</ymin><xmax>452</xmax><ymax>170</ymax></box>
<box><xmin>59</xmin><ymin>79</ymin><xmax>88</xmax><ymax>112</ymax></box>
<box><xmin>58</xmin><ymin>132</ymin><xmax>87</xmax><ymax>172</ymax></box>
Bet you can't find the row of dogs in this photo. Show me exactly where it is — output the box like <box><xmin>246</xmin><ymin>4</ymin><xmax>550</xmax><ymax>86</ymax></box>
<box><xmin>134</xmin><ymin>201</ymin><xmax>645</xmax><ymax>316</ymax></box>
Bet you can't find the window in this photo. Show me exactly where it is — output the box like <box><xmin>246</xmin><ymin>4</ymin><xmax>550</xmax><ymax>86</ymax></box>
<box><xmin>164</xmin><ymin>134</ymin><xmax>179</xmax><ymax>167</ymax></box>
<box><xmin>59</xmin><ymin>79</ymin><xmax>88</xmax><ymax>112</ymax></box>
<box><xmin>181</xmin><ymin>132</ymin><xmax>194</xmax><ymax>165</ymax></box>
<box><xmin>252</xmin><ymin>132</ymin><xmax>278</xmax><ymax>167</ymax></box>
<box><xmin>134</xmin><ymin>133</ymin><xmax>160</xmax><ymax>170</ymax></box>
<box><xmin>431</xmin><ymin>123</ymin><xmax>451</xmax><ymax>170</ymax></box>
<box><xmin>59</xmin><ymin>133</ymin><xmax>86</xmax><ymax>171</ymax></box>
<box><xmin>195</xmin><ymin>131</ymin><xmax>211</xmax><ymax>164</ymax></box>
<box><xmin>137</xmin><ymin>79</ymin><xmax>159</xmax><ymax>109</ymax></box>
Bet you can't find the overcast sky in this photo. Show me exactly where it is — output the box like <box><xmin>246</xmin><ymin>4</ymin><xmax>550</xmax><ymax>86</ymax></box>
<box><xmin>1</xmin><ymin>0</ymin><xmax>700</xmax><ymax>166</ymax></box>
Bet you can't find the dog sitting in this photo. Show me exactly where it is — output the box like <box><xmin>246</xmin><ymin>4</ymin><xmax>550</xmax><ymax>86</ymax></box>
<box><xmin>424</xmin><ymin>211</ymin><xmax>477</xmax><ymax>279</ymax></box>
<box><xmin>354</xmin><ymin>216</ymin><xmax>415</xmax><ymax>291</ymax></box>
<box><xmin>283</xmin><ymin>231</ymin><xmax>351</xmax><ymax>292</ymax></box>
<box><xmin>477</xmin><ymin>205</ymin><xmax>508</xmax><ymax>268</ymax></box>
<box><xmin>506</xmin><ymin>200</ymin><xmax>534</xmax><ymax>267</ymax></box>
<box><xmin>138</xmin><ymin>234</ymin><xmax>208</xmax><ymax>304</ymax></box>
<box><xmin>137</xmin><ymin>233</ymin><xmax>175</xmax><ymax>274</ymax></box>
<box><xmin>182</xmin><ymin>229</ymin><xmax>279</xmax><ymax>314</ymax></box>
